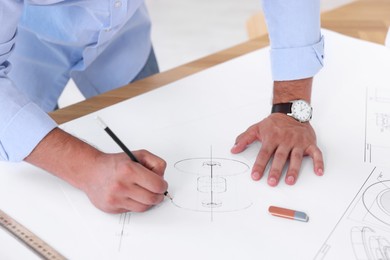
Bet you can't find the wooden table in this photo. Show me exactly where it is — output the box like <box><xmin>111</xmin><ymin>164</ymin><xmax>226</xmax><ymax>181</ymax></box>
<box><xmin>50</xmin><ymin>0</ymin><xmax>390</xmax><ymax>124</ymax></box>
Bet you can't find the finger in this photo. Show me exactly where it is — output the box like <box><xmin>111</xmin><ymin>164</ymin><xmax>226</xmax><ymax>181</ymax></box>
<box><xmin>306</xmin><ymin>145</ymin><xmax>324</xmax><ymax>176</ymax></box>
<box><xmin>285</xmin><ymin>148</ymin><xmax>304</xmax><ymax>185</ymax></box>
<box><xmin>251</xmin><ymin>143</ymin><xmax>277</xmax><ymax>181</ymax></box>
<box><xmin>90</xmin><ymin>194</ymin><xmax>144</xmax><ymax>214</ymax></box>
<box><xmin>267</xmin><ymin>145</ymin><xmax>291</xmax><ymax>187</ymax></box>
<box><xmin>124</xmin><ymin>183</ymin><xmax>165</xmax><ymax>206</ymax></box>
<box><xmin>134</xmin><ymin>150</ymin><xmax>167</xmax><ymax>177</ymax></box>
<box><xmin>231</xmin><ymin>125</ymin><xmax>260</xmax><ymax>154</ymax></box>
<box><xmin>113</xmin><ymin>208</ymin><xmax>131</xmax><ymax>214</ymax></box>
<box><xmin>97</xmin><ymin>205</ymin><xmax>129</xmax><ymax>214</ymax></box>
<box><xmin>91</xmin><ymin>180</ymin><xmax>161</xmax><ymax>214</ymax></box>
<box><xmin>120</xmin><ymin>197</ymin><xmax>153</xmax><ymax>213</ymax></box>
<box><xmin>131</xmin><ymin>163</ymin><xmax>169</xmax><ymax>194</ymax></box>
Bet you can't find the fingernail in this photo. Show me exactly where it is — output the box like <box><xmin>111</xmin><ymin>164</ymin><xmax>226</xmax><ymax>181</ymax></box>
<box><xmin>286</xmin><ymin>176</ymin><xmax>295</xmax><ymax>185</ymax></box>
<box><xmin>252</xmin><ymin>171</ymin><xmax>260</xmax><ymax>180</ymax></box>
<box><xmin>268</xmin><ymin>177</ymin><xmax>277</xmax><ymax>186</ymax></box>
<box><xmin>317</xmin><ymin>168</ymin><xmax>324</xmax><ymax>176</ymax></box>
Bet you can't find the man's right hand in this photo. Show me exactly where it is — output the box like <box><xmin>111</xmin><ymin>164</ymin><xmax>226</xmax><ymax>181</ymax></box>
<box><xmin>25</xmin><ymin>128</ymin><xmax>168</xmax><ymax>213</ymax></box>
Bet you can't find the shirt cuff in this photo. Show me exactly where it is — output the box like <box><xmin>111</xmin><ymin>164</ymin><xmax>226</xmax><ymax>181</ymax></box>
<box><xmin>0</xmin><ymin>102</ymin><xmax>57</xmax><ymax>162</ymax></box>
<box><xmin>270</xmin><ymin>35</ymin><xmax>324</xmax><ymax>81</ymax></box>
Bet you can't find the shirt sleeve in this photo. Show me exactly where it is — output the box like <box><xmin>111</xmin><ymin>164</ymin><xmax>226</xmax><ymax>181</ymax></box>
<box><xmin>261</xmin><ymin>0</ymin><xmax>324</xmax><ymax>81</ymax></box>
<box><xmin>0</xmin><ymin>0</ymin><xmax>57</xmax><ymax>162</ymax></box>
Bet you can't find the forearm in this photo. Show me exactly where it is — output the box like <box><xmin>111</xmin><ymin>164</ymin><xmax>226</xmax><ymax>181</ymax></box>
<box><xmin>24</xmin><ymin>127</ymin><xmax>102</xmax><ymax>191</ymax></box>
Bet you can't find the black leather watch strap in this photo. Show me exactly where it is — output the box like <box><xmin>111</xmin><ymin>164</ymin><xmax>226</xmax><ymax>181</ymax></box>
<box><xmin>271</xmin><ymin>103</ymin><xmax>293</xmax><ymax>114</ymax></box>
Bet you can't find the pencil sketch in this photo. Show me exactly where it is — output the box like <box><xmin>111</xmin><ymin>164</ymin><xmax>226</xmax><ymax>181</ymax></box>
<box><xmin>365</xmin><ymin>88</ymin><xmax>390</xmax><ymax>166</ymax></box>
<box><xmin>117</xmin><ymin>212</ymin><xmax>131</xmax><ymax>252</ymax></box>
<box><xmin>315</xmin><ymin>167</ymin><xmax>390</xmax><ymax>260</ymax></box>
<box><xmin>346</xmin><ymin>176</ymin><xmax>390</xmax><ymax>228</ymax></box>
<box><xmin>369</xmin><ymin>88</ymin><xmax>390</xmax><ymax>104</ymax></box>
<box><xmin>376</xmin><ymin>113</ymin><xmax>390</xmax><ymax>132</ymax></box>
<box><xmin>351</xmin><ymin>226</ymin><xmax>390</xmax><ymax>260</ymax></box>
<box><xmin>170</xmin><ymin>148</ymin><xmax>252</xmax><ymax>220</ymax></box>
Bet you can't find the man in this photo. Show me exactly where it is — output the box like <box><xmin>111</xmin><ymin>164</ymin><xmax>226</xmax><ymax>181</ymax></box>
<box><xmin>0</xmin><ymin>0</ymin><xmax>324</xmax><ymax>214</ymax></box>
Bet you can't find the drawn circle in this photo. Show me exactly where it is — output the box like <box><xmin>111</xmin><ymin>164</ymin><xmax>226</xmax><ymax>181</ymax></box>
<box><xmin>172</xmin><ymin>157</ymin><xmax>252</xmax><ymax>213</ymax></box>
<box><xmin>362</xmin><ymin>180</ymin><xmax>390</xmax><ymax>226</ymax></box>
<box><xmin>378</xmin><ymin>189</ymin><xmax>390</xmax><ymax>215</ymax></box>
<box><xmin>174</xmin><ymin>157</ymin><xmax>250</xmax><ymax>176</ymax></box>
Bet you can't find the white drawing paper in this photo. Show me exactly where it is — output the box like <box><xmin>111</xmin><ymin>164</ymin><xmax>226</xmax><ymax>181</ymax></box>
<box><xmin>0</xmin><ymin>30</ymin><xmax>390</xmax><ymax>259</ymax></box>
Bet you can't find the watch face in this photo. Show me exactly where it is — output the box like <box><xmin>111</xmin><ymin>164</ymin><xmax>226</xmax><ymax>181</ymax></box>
<box><xmin>291</xmin><ymin>100</ymin><xmax>312</xmax><ymax>122</ymax></box>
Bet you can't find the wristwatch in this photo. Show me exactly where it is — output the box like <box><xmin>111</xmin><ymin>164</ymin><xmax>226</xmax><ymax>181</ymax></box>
<box><xmin>271</xmin><ymin>100</ymin><xmax>313</xmax><ymax>123</ymax></box>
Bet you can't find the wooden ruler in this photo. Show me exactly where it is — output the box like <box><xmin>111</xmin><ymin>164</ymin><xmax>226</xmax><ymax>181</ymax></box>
<box><xmin>0</xmin><ymin>209</ymin><xmax>66</xmax><ymax>260</ymax></box>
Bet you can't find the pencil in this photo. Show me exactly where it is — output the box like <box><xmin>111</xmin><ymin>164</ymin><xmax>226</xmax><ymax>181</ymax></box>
<box><xmin>96</xmin><ymin>116</ymin><xmax>172</xmax><ymax>200</ymax></box>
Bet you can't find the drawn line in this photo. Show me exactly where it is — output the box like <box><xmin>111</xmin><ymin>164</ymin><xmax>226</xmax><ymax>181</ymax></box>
<box><xmin>314</xmin><ymin>166</ymin><xmax>377</xmax><ymax>259</ymax></box>
<box><xmin>118</xmin><ymin>212</ymin><xmax>131</xmax><ymax>252</ymax></box>
<box><xmin>377</xmin><ymin>175</ymin><xmax>390</xmax><ymax>189</ymax></box>
<box><xmin>364</xmin><ymin>87</ymin><xmax>369</xmax><ymax>163</ymax></box>
<box><xmin>210</xmin><ymin>145</ymin><xmax>214</xmax><ymax>222</ymax></box>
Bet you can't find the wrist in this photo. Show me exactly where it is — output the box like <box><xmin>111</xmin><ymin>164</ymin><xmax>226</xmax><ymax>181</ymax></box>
<box><xmin>272</xmin><ymin>77</ymin><xmax>313</xmax><ymax>104</ymax></box>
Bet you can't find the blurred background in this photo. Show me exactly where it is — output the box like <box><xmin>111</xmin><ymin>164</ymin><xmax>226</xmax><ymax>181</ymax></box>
<box><xmin>58</xmin><ymin>0</ymin><xmax>356</xmax><ymax>107</ymax></box>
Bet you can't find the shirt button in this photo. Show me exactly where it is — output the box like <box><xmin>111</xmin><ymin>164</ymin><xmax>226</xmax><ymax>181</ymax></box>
<box><xmin>114</xmin><ymin>0</ymin><xmax>122</xmax><ymax>8</ymax></box>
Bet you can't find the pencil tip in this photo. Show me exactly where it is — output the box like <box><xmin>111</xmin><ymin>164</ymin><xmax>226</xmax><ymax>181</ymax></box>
<box><xmin>164</xmin><ymin>191</ymin><xmax>173</xmax><ymax>201</ymax></box>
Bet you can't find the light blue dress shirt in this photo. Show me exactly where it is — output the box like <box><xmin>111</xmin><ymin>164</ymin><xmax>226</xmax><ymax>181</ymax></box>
<box><xmin>0</xmin><ymin>0</ymin><xmax>323</xmax><ymax>162</ymax></box>
<box><xmin>262</xmin><ymin>0</ymin><xmax>324</xmax><ymax>80</ymax></box>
